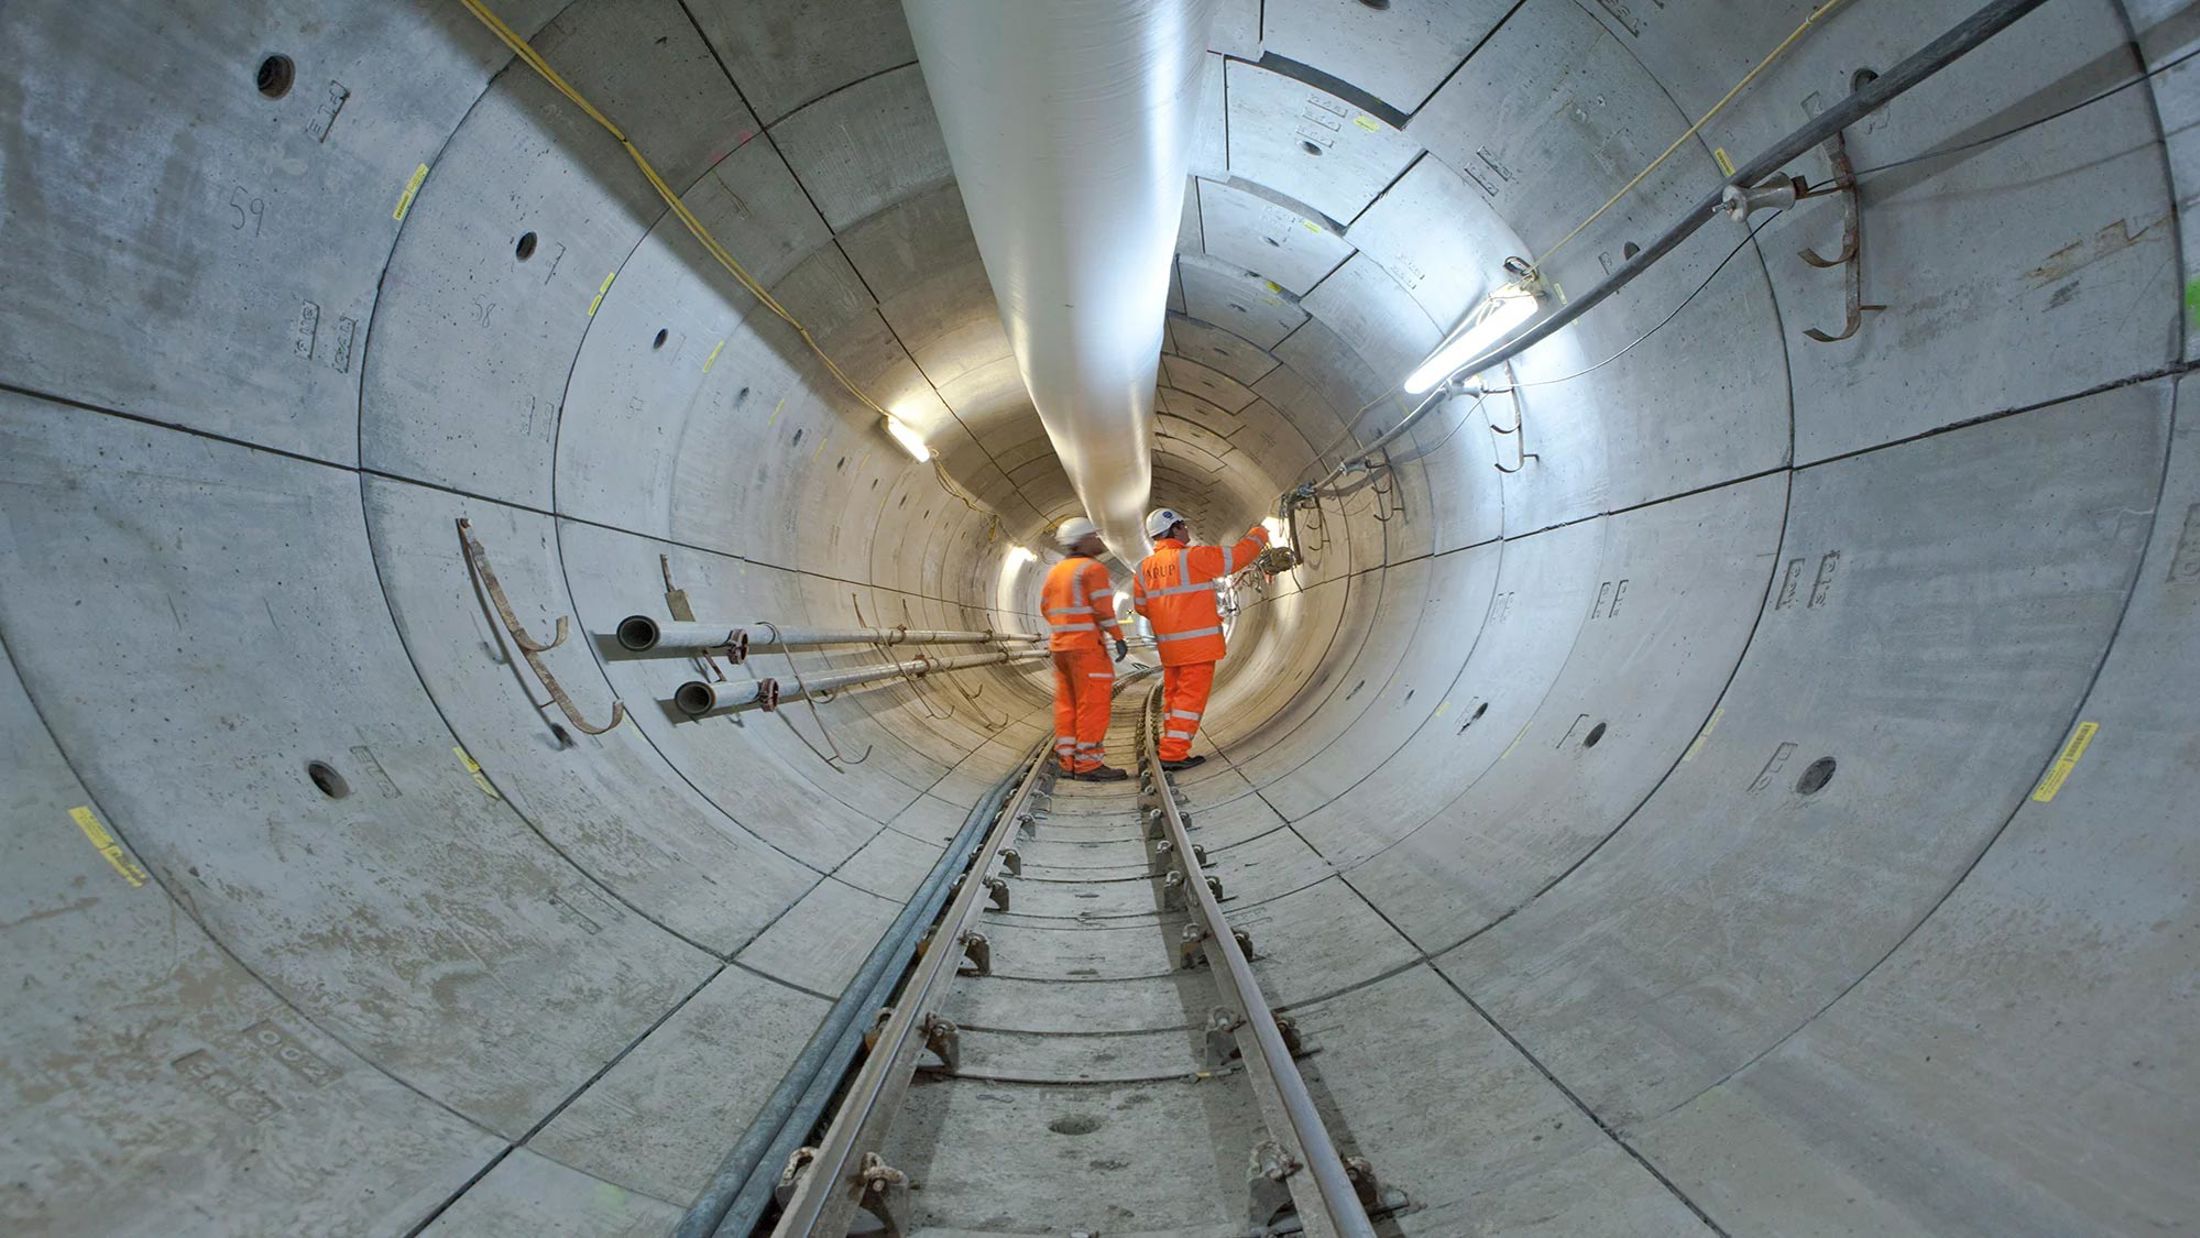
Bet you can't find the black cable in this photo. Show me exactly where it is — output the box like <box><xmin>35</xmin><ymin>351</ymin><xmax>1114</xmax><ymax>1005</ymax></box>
<box><xmin>1808</xmin><ymin>42</ymin><xmax>2200</xmax><ymax>191</ymax></box>
<box><xmin>1489</xmin><ymin>211</ymin><xmax>1781</xmax><ymax>393</ymax></box>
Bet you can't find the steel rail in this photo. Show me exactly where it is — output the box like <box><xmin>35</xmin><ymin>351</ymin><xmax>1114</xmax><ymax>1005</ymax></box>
<box><xmin>766</xmin><ymin>744</ymin><xmax>1056</xmax><ymax>1235</ymax></box>
<box><xmin>1138</xmin><ymin>685</ymin><xmax>1377</xmax><ymax>1238</ymax></box>
<box><xmin>676</xmin><ymin>754</ymin><xmax>1030</xmax><ymax>1238</ymax></box>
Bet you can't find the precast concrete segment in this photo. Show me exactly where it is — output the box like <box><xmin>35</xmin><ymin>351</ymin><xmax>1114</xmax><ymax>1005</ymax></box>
<box><xmin>1328</xmin><ymin>476</ymin><xmax>1789</xmax><ymax>949</ymax></box>
<box><xmin>0</xmin><ymin>395</ymin><xmax>716</xmax><ymax>1140</ymax></box>
<box><xmin>902</xmin><ymin>0</ymin><xmax>1220</xmax><ymax>558</ymax></box>
<box><xmin>365</xmin><ymin>483</ymin><xmax>815</xmax><ymax>916</ymax></box>
<box><xmin>524</xmin><ymin>967</ymin><xmax>830</xmax><ymax>1206</ymax></box>
<box><xmin>415</xmin><ymin>1149</ymin><xmax>682</xmax><ymax>1236</ymax></box>
<box><xmin>1226</xmin><ymin>555</ymin><xmax>1440</xmax><ymax>788</ymax></box>
<box><xmin>1284</xmin><ymin>966</ymin><xmax>1716</xmax><ymax>1237</ymax></box>
<box><xmin>0</xmin><ymin>0</ymin><xmax>563</xmax><ymax>462</ymax></box>
<box><xmin>1247</xmin><ymin>544</ymin><xmax>1505</xmax><ymax>819</ymax></box>
<box><xmin>0</xmin><ymin>651</ymin><xmax>502</xmax><ymax>1237</ymax></box>
<box><xmin>1633</xmin><ymin>373</ymin><xmax>2200</xmax><ymax>1237</ymax></box>
<box><xmin>360</xmin><ymin>0</ymin><xmax>763</xmax><ymax>507</ymax></box>
<box><xmin>1439</xmin><ymin>383</ymin><xmax>2172</xmax><ymax>1130</ymax></box>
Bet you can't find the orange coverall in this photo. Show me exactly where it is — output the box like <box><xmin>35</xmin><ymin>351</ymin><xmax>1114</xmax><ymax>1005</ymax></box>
<box><xmin>1040</xmin><ymin>554</ymin><xmax>1125</xmax><ymax>773</ymax></box>
<box><xmin>1131</xmin><ymin>524</ymin><xmax>1268</xmax><ymax>762</ymax></box>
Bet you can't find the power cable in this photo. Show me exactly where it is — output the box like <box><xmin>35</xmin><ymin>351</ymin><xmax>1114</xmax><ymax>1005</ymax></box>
<box><xmin>1534</xmin><ymin>0</ymin><xmax>1855</xmax><ymax>275</ymax></box>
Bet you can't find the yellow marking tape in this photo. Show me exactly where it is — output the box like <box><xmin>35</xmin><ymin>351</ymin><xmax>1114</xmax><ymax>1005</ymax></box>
<box><xmin>1682</xmin><ymin>706</ymin><xmax>1725</xmax><ymax>763</ymax></box>
<box><xmin>1300</xmin><ymin>219</ymin><xmax>1323</xmax><ymax>234</ymax></box>
<box><xmin>1353</xmin><ymin>114</ymin><xmax>1382</xmax><ymax>132</ymax></box>
<box><xmin>69</xmin><ymin>806</ymin><xmax>148</xmax><ymax>888</ymax></box>
<box><xmin>2031</xmin><ymin>721</ymin><xmax>2098</xmax><ymax>803</ymax></box>
<box><xmin>766</xmin><ymin>396</ymin><xmax>785</xmax><ymax>427</ymax></box>
<box><xmin>701</xmin><ymin>338</ymin><xmax>726</xmax><ymax>373</ymax></box>
<box><xmin>1713</xmin><ymin>147</ymin><xmax>1736</xmax><ymax>177</ymax></box>
<box><xmin>392</xmin><ymin>163</ymin><xmax>430</xmax><ymax>221</ymax></box>
<box><xmin>453</xmin><ymin>746</ymin><xmax>502</xmax><ymax>800</ymax></box>
<box><xmin>1498</xmin><ymin>721</ymin><xmax>1531</xmax><ymax>761</ymax></box>
<box><xmin>587</xmin><ymin>271</ymin><xmax>616</xmax><ymax>318</ymax></box>
<box><xmin>1433</xmin><ymin>701</ymin><xmax>1448</xmax><ymax>717</ymax></box>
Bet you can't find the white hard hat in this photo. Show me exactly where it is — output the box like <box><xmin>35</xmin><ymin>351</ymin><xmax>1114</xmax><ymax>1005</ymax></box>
<box><xmin>1145</xmin><ymin>508</ymin><xmax>1186</xmax><ymax>538</ymax></box>
<box><xmin>1054</xmin><ymin>517</ymin><xmax>1099</xmax><ymax>547</ymax></box>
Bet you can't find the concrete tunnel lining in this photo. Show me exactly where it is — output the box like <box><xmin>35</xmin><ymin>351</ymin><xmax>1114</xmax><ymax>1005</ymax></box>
<box><xmin>0</xmin><ymin>0</ymin><xmax>2195</xmax><ymax>1234</ymax></box>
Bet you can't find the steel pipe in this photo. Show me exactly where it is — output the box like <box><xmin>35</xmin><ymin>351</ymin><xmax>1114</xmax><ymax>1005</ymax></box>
<box><xmin>615</xmin><ymin>615</ymin><xmax>1038</xmax><ymax>657</ymax></box>
<box><xmin>903</xmin><ymin>0</ymin><xmax>1218</xmax><ymax>560</ymax></box>
<box><xmin>1141</xmin><ymin>684</ymin><xmax>1377</xmax><ymax>1238</ymax></box>
<box><xmin>748</xmin><ymin>625</ymin><xmax>1041</xmax><ymax>650</ymax></box>
<box><xmin>673</xmin><ymin>650</ymin><xmax>1043</xmax><ymax>717</ymax></box>
<box><xmin>672</xmin><ymin>676</ymin><xmax>780</xmax><ymax>715</ymax></box>
<box><xmin>785</xmin><ymin>649</ymin><xmax>1044</xmax><ymax>698</ymax></box>
<box><xmin>615</xmin><ymin>617</ymin><xmax>749</xmax><ymax>657</ymax></box>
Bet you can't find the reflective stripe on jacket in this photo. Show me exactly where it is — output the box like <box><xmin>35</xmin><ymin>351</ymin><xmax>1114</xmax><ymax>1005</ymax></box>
<box><xmin>1040</xmin><ymin>556</ymin><xmax>1124</xmax><ymax>653</ymax></box>
<box><xmin>1131</xmin><ymin>524</ymin><xmax>1268</xmax><ymax>666</ymax></box>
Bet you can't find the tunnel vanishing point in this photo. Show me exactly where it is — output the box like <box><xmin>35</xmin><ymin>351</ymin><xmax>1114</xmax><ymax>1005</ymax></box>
<box><xmin>2</xmin><ymin>0</ymin><xmax>2196</xmax><ymax>1235</ymax></box>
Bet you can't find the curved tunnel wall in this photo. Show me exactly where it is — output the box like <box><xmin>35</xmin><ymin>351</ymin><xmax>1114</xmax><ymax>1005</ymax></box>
<box><xmin>1</xmin><ymin>0</ymin><xmax>2194</xmax><ymax>1234</ymax></box>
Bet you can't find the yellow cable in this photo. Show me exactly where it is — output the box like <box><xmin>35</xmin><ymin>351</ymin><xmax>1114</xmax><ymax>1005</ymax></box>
<box><xmin>1533</xmin><ymin>0</ymin><xmax>1854</xmax><ymax>275</ymax></box>
<box><xmin>455</xmin><ymin>0</ymin><xmax>895</xmax><ymax>422</ymax></box>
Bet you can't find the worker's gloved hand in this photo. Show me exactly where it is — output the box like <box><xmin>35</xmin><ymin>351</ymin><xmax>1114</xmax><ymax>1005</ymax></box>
<box><xmin>1113</xmin><ymin>638</ymin><xmax>1129</xmax><ymax>662</ymax></box>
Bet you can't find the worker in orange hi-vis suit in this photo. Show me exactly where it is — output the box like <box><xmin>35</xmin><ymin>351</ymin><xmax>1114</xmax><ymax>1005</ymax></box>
<box><xmin>1040</xmin><ymin>517</ymin><xmax>1130</xmax><ymax>781</ymax></box>
<box><xmin>1131</xmin><ymin>507</ymin><xmax>1269</xmax><ymax>770</ymax></box>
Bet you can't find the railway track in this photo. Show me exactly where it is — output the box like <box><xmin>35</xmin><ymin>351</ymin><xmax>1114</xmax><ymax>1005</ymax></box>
<box><xmin>754</xmin><ymin>684</ymin><xmax>1392</xmax><ymax>1237</ymax></box>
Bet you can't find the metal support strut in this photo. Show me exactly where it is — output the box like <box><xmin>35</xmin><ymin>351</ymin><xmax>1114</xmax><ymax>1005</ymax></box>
<box><xmin>457</xmin><ymin>519</ymin><xmax>626</xmax><ymax>735</ymax></box>
<box><xmin>1798</xmin><ymin>128</ymin><xmax>1887</xmax><ymax>342</ymax></box>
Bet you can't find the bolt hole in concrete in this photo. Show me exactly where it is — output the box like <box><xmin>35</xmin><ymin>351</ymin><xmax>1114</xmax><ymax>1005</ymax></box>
<box><xmin>1474</xmin><ymin>701</ymin><xmax>1490</xmax><ymax>720</ymax></box>
<box><xmin>1853</xmin><ymin>66</ymin><xmax>1881</xmax><ymax>91</ymax></box>
<box><xmin>1583</xmin><ymin>721</ymin><xmax>1608</xmax><ymax>748</ymax></box>
<box><xmin>1359</xmin><ymin>0</ymin><xmax>1391</xmax><ymax>9</ymax></box>
<box><xmin>1300</xmin><ymin>140</ymin><xmax>1324</xmax><ymax>157</ymax></box>
<box><xmin>306</xmin><ymin>760</ymin><xmax>349</xmax><ymax>799</ymax></box>
<box><xmin>549</xmin><ymin>723</ymin><xmax>572</xmax><ymax>749</ymax></box>
<box><xmin>515</xmin><ymin>231</ymin><xmax>537</xmax><ymax>260</ymax></box>
<box><xmin>652</xmin><ymin>328</ymin><xmax>668</xmax><ymax>349</ymax></box>
<box><xmin>1049</xmin><ymin>1114</ymin><xmax>1103</xmax><ymax>1136</ymax></box>
<box><xmin>1622</xmin><ymin>241</ymin><xmax>1641</xmax><ymax>260</ymax></box>
<box><xmin>1796</xmin><ymin>756</ymin><xmax>1837</xmax><ymax>795</ymax></box>
<box><xmin>256</xmin><ymin>54</ymin><xmax>294</xmax><ymax>99</ymax></box>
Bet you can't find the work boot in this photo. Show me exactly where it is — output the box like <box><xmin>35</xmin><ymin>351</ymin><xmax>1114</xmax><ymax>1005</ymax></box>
<box><xmin>1075</xmin><ymin>765</ymin><xmax>1130</xmax><ymax>782</ymax></box>
<box><xmin>1161</xmin><ymin>754</ymin><xmax>1207</xmax><ymax>771</ymax></box>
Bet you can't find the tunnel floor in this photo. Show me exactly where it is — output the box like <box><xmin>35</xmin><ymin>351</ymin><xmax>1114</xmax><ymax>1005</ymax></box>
<box><xmin>882</xmin><ymin>708</ymin><xmax>1264</xmax><ymax>1235</ymax></box>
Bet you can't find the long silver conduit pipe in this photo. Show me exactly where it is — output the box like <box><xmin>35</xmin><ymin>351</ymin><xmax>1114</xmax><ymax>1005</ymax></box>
<box><xmin>674</xmin><ymin>649</ymin><xmax>1046</xmax><ymax>717</ymax></box>
<box><xmin>614</xmin><ymin>616</ymin><xmax>1040</xmax><ymax>658</ymax></box>
<box><xmin>903</xmin><ymin>0</ymin><xmax>1218</xmax><ymax>560</ymax></box>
